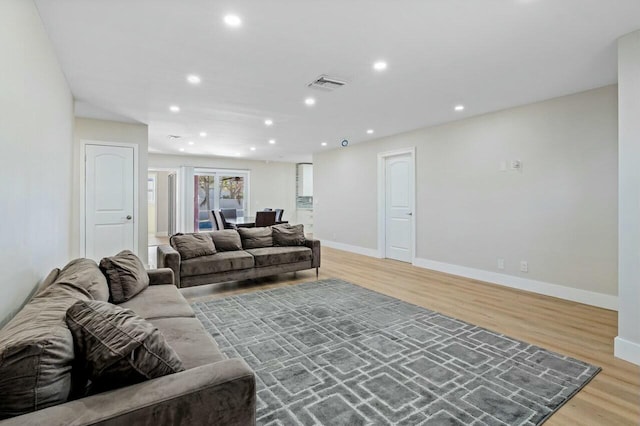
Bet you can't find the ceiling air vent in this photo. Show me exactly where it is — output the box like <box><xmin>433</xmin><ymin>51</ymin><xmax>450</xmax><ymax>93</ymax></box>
<box><xmin>167</xmin><ymin>135</ymin><xmax>181</xmax><ymax>140</ymax></box>
<box><xmin>307</xmin><ymin>75</ymin><xmax>347</xmax><ymax>92</ymax></box>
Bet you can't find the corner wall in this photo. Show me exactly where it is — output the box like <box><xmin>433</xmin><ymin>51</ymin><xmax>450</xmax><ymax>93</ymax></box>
<box><xmin>0</xmin><ymin>0</ymin><xmax>74</xmax><ymax>324</ymax></box>
<box><xmin>616</xmin><ymin>31</ymin><xmax>640</xmax><ymax>366</ymax></box>
<box><xmin>314</xmin><ymin>86</ymin><xmax>618</xmax><ymax>308</ymax></box>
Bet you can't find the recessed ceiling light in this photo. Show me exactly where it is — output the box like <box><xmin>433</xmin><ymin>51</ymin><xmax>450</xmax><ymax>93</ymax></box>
<box><xmin>179</xmin><ymin>148</ymin><xmax>185</xmax><ymax>152</ymax></box>
<box><xmin>224</xmin><ymin>14</ymin><xmax>242</xmax><ymax>27</ymax></box>
<box><xmin>188</xmin><ymin>141</ymin><xmax>194</xmax><ymax>145</ymax></box>
<box><xmin>186</xmin><ymin>74</ymin><xmax>201</xmax><ymax>85</ymax></box>
<box><xmin>199</xmin><ymin>132</ymin><xmax>207</xmax><ymax>137</ymax></box>
<box><xmin>455</xmin><ymin>105</ymin><xmax>465</xmax><ymax>111</ymax></box>
<box><xmin>373</xmin><ymin>61</ymin><xmax>388</xmax><ymax>71</ymax></box>
<box><xmin>264</xmin><ymin>119</ymin><xmax>273</xmax><ymax>126</ymax></box>
<box><xmin>366</xmin><ymin>129</ymin><xmax>374</xmax><ymax>134</ymax></box>
<box><xmin>269</xmin><ymin>139</ymin><xmax>276</xmax><ymax>144</ymax></box>
<box><xmin>321</xmin><ymin>142</ymin><xmax>328</xmax><ymax>146</ymax></box>
<box><xmin>304</xmin><ymin>97</ymin><xmax>316</xmax><ymax>106</ymax></box>
<box><xmin>169</xmin><ymin>105</ymin><xmax>180</xmax><ymax>113</ymax></box>
<box><xmin>250</xmin><ymin>147</ymin><xmax>256</xmax><ymax>151</ymax></box>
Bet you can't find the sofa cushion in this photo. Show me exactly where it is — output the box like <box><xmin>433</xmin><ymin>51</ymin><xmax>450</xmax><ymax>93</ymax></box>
<box><xmin>180</xmin><ymin>251</ymin><xmax>254</xmax><ymax>277</ymax></box>
<box><xmin>245</xmin><ymin>246</ymin><xmax>312</xmax><ymax>268</ymax></box>
<box><xmin>55</xmin><ymin>258</ymin><xmax>110</xmax><ymax>302</ymax></box>
<box><xmin>170</xmin><ymin>233</ymin><xmax>216</xmax><ymax>260</ymax></box>
<box><xmin>32</xmin><ymin>268</ymin><xmax>60</xmax><ymax>298</ymax></box>
<box><xmin>118</xmin><ymin>284</ymin><xmax>195</xmax><ymax>320</ymax></box>
<box><xmin>0</xmin><ymin>278</ymin><xmax>93</xmax><ymax>419</ymax></box>
<box><xmin>211</xmin><ymin>230</ymin><xmax>242</xmax><ymax>251</ymax></box>
<box><xmin>100</xmin><ymin>250</ymin><xmax>149</xmax><ymax>303</ymax></box>
<box><xmin>272</xmin><ymin>223</ymin><xmax>306</xmax><ymax>247</ymax></box>
<box><xmin>149</xmin><ymin>317</ymin><xmax>225</xmax><ymax>369</ymax></box>
<box><xmin>66</xmin><ymin>300</ymin><xmax>184</xmax><ymax>394</ymax></box>
<box><xmin>238</xmin><ymin>227</ymin><xmax>273</xmax><ymax>249</ymax></box>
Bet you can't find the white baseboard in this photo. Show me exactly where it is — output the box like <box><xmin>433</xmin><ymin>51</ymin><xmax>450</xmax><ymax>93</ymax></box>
<box><xmin>614</xmin><ymin>337</ymin><xmax>640</xmax><ymax>365</ymax></box>
<box><xmin>413</xmin><ymin>258</ymin><xmax>618</xmax><ymax>311</ymax></box>
<box><xmin>320</xmin><ymin>240</ymin><xmax>380</xmax><ymax>258</ymax></box>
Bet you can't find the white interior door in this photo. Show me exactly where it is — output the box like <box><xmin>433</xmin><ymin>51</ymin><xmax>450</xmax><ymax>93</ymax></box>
<box><xmin>85</xmin><ymin>144</ymin><xmax>135</xmax><ymax>260</ymax></box>
<box><xmin>385</xmin><ymin>154</ymin><xmax>413</xmax><ymax>262</ymax></box>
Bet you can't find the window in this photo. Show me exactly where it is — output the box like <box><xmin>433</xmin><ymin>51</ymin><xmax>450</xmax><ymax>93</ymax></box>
<box><xmin>193</xmin><ymin>169</ymin><xmax>249</xmax><ymax>231</ymax></box>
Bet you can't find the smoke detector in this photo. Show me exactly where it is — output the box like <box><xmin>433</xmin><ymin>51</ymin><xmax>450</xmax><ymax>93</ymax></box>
<box><xmin>307</xmin><ymin>75</ymin><xmax>347</xmax><ymax>92</ymax></box>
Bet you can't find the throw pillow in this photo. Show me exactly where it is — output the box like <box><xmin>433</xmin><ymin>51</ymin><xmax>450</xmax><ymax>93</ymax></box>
<box><xmin>55</xmin><ymin>258</ymin><xmax>110</xmax><ymax>302</ymax></box>
<box><xmin>170</xmin><ymin>233</ymin><xmax>216</xmax><ymax>259</ymax></box>
<box><xmin>237</xmin><ymin>227</ymin><xmax>273</xmax><ymax>249</ymax></box>
<box><xmin>272</xmin><ymin>224</ymin><xmax>306</xmax><ymax>246</ymax></box>
<box><xmin>99</xmin><ymin>250</ymin><xmax>149</xmax><ymax>304</ymax></box>
<box><xmin>66</xmin><ymin>300</ymin><xmax>184</xmax><ymax>394</ymax></box>
<box><xmin>211</xmin><ymin>229</ymin><xmax>242</xmax><ymax>251</ymax></box>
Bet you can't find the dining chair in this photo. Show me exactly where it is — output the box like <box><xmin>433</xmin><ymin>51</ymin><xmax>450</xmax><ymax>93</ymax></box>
<box><xmin>212</xmin><ymin>210</ymin><xmax>235</xmax><ymax>230</ymax></box>
<box><xmin>209</xmin><ymin>210</ymin><xmax>222</xmax><ymax>231</ymax></box>
<box><xmin>274</xmin><ymin>208</ymin><xmax>284</xmax><ymax>222</ymax></box>
<box><xmin>255</xmin><ymin>211</ymin><xmax>276</xmax><ymax>227</ymax></box>
<box><xmin>221</xmin><ymin>208</ymin><xmax>237</xmax><ymax>220</ymax></box>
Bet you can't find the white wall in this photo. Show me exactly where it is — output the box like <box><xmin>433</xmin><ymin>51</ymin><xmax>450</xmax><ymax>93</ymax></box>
<box><xmin>0</xmin><ymin>0</ymin><xmax>74</xmax><ymax>325</ymax></box>
<box><xmin>616</xmin><ymin>31</ymin><xmax>640</xmax><ymax>366</ymax></box>
<box><xmin>73</xmin><ymin>117</ymin><xmax>149</xmax><ymax>264</ymax></box>
<box><xmin>148</xmin><ymin>154</ymin><xmax>297</xmax><ymax>227</ymax></box>
<box><xmin>314</xmin><ymin>86</ymin><xmax>618</xmax><ymax>306</ymax></box>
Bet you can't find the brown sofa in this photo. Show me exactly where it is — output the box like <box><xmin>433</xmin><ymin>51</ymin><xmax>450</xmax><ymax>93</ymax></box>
<box><xmin>157</xmin><ymin>228</ymin><xmax>321</xmax><ymax>288</ymax></box>
<box><xmin>0</xmin><ymin>260</ymin><xmax>255</xmax><ymax>426</ymax></box>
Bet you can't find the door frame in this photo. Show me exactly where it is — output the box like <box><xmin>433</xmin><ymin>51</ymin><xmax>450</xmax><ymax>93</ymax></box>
<box><xmin>80</xmin><ymin>140</ymin><xmax>139</xmax><ymax>257</ymax></box>
<box><xmin>377</xmin><ymin>147</ymin><xmax>416</xmax><ymax>262</ymax></box>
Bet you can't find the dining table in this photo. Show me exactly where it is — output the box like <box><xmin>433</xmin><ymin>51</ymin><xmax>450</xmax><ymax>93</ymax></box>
<box><xmin>226</xmin><ymin>216</ymin><xmax>288</xmax><ymax>228</ymax></box>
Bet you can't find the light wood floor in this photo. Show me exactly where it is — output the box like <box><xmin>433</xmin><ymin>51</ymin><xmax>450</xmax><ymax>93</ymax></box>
<box><xmin>180</xmin><ymin>247</ymin><xmax>640</xmax><ymax>425</ymax></box>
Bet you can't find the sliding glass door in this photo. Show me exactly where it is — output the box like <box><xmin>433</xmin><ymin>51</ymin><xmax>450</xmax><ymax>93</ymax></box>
<box><xmin>194</xmin><ymin>169</ymin><xmax>249</xmax><ymax>231</ymax></box>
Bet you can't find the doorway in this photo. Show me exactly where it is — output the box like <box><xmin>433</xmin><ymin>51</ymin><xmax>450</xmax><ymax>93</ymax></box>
<box><xmin>83</xmin><ymin>143</ymin><xmax>137</xmax><ymax>261</ymax></box>
<box><xmin>378</xmin><ymin>149</ymin><xmax>415</xmax><ymax>263</ymax></box>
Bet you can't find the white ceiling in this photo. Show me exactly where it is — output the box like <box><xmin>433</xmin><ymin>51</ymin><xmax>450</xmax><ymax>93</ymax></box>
<box><xmin>35</xmin><ymin>0</ymin><xmax>640</xmax><ymax>163</ymax></box>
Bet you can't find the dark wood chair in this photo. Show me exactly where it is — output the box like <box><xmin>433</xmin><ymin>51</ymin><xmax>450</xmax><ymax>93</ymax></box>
<box><xmin>255</xmin><ymin>211</ymin><xmax>276</xmax><ymax>227</ymax></box>
<box><xmin>274</xmin><ymin>209</ymin><xmax>284</xmax><ymax>222</ymax></box>
<box><xmin>221</xmin><ymin>208</ymin><xmax>237</xmax><ymax>220</ymax></box>
<box><xmin>212</xmin><ymin>210</ymin><xmax>235</xmax><ymax>230</ymax></box>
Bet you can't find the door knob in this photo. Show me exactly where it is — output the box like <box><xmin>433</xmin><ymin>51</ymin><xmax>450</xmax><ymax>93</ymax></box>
<box><xmin>406</xmin><ymin>212</ymin><xmax>413</xmax><ymax>216</ymax></box>
<box><xmin>126</xmin><ymin>215</ymin><xmax>132</xmax><ymax>220</ymax></box>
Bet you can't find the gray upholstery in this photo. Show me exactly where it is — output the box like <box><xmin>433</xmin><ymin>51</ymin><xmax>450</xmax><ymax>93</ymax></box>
<box><xmin>99</xmin><ymin>251</ymin><xmax>149</xmax><ymax>303</ymax></box>
<box><xmin>180</xmin><ymin>251</ymin><xmax>254</xmax><ymax>277</ymax></box>
<box><xmin>272</xmin><ymin>223</ymin><xmax>305</xmax><ymax>246</ymax></box>
<box><xmin>170</xmin><ymin>234</ymin><xmax>216</xmax><ymax>259</ymax></box>
<box><xmin>158</xmin><ymin>229</ymin><xmax>321</xmax><ymax>288</ymax></box>
<box><xmin>150</xmin><ymin>317</ymin><xmax>226</xmax><ymax>369</ymax></box>
<box><xmin>118</xmin><ymin>284</ymin><xmax>194</xmax><ymax>320</ymax></box>
<box><xmin>0</xmin><ymin>271</ymin><xmax>95</xmax><ymax>418</ymax></box>
<box><xmin>237</xmin><ymin>227</ymin><xmax>273</xmax><ymax>249</ymax></box>
<box><xmin>66</xmin><ymin>301</ymin><xmax>184</xmax><ymax>393</ymax></box>
<box><xmin>0</xmin><ymin>260</ymin><xmax>257</xmax><ymax>426</ymax></box>
<box><xmin>211</xmin><ymin>230</ymin><xmax>243</xmax><ymax>251</ymax></box>
<box><xmin>245</xmin><ymin>246</ymin><xmax>312</xmax><ymax>267</ymax></box>
<box><xmin>57</xmin><ymin>258</ymin><xmax>110</xmax><ymax>302</ymax></box>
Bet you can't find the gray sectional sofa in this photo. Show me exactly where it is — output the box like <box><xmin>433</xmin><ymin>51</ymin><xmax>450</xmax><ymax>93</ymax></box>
<box><xmin>157</xmin><ymin>227</ymin><xmax>321</xmax><ymax>288</ymax></box>
<box><xmin>0</xmin><ymin>259</ymin><xmax>255</xmax><ymax>426</ymax></box>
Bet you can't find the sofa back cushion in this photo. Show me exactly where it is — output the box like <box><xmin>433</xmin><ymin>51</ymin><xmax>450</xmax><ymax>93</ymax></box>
<box><xmin>66</xmin><ymin>300</ymin><xmax>184</xmax><ymax>394</ymax></box>
<box><xmin>210</xmin><ymin>230</ymin><xmax>243</xmax><ymax>251</ymax></box>
<box><xmin>0</xmin><ymin>263</ymin><xmax>99</xmax><ymax>419</ymax></box>
<box><xmin>170</xmin><ymin>233</ymin><xmax>217</xmax><ymax>259</ymax></box>
<box><xmin>99</xmin><ymin>250</ymin><xmax>149</xmax><ymax>304</ymax></box>
<box><xmin>272</xmin><ymin>224</ymin><xmax>306</xmax><ymax>247</ymax></box>
<box><xmin>238</xmin><ymin>227</ymin><xmax>273</xmax><ymax>249</ymax></box>
<box><xmin>56</xmin><ymin>258</ymin><xmax>110</xmax><ymax>302</ymax></box>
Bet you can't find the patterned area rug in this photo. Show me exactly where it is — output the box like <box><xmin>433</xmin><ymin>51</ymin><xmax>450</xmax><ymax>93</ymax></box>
<box><xmin>191</xmin><ymin>279</ymin><xmax>600</xmax><ymax>425</ymax></box>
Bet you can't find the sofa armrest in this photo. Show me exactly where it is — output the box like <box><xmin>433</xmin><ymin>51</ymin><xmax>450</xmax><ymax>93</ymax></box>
<box><xmin>157</xmin><ymin>245</ymin><xmax>181</xmax><ymax>288</ymax></box>
<box><xmin>147</xmin><ymin>268</ymin><xmax>174</xmax><ymax>286</ymax></box>
<box><xmin>0</xmin><ymin>359</ymin><xmax>256</xmax><ymax>426</ymax></box>
<box><xmin>305</xmin><ymin>239</ymin><xmax>321</xmax><ymax>269</ymax></box>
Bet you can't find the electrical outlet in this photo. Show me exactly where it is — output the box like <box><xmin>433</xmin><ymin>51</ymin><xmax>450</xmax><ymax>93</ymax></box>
<box><xmin>497</xmin><ymin>258</ymin><xmax>505</xmax><ymax>270</ymax></box>
<box><xmin>520</xmin><ymin>261</ymin><xmax>528</xmax><ymax>273</ymax></box>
